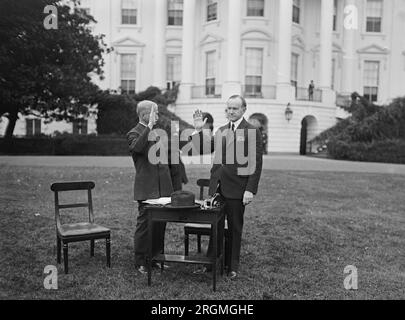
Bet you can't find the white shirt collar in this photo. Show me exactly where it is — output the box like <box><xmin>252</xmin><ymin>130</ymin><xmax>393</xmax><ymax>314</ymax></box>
<box><xmin>230</xmin><ymin>117</ymin><xmax>244</xmax><ymax>130</ymax></box>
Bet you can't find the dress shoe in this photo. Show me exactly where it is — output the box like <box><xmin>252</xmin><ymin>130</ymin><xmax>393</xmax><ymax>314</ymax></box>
<box><xmin>227</xmin><ymin>271</ymin><xmax>237</xmax><ymax>279</ymax></box>
<box><xmin>137</xmin><ymin>265</ymin><xmax>148</xmax><ymax>275</ymax></box>
<box><xmin>152</xmin><ymin>262</ymin><xmax>170</xmax><ymax>270</ymax></box>
<box><xmin>193</xmin><ymin>266</ymin><xmax>212</xmax><ymax>274</ymax></box>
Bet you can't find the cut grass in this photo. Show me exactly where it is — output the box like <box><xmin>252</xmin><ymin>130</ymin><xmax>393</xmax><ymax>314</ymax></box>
<box><xmin>0</xmin><ymin>164</ymin><xmax>404</xmax><ymax>299</ymax></box>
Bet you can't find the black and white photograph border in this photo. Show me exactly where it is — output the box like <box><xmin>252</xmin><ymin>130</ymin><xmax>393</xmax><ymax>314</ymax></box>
<box><xmin>0</xmin><ymin>0</ymin><xmax>404</xmax><ymax>302</ymax></box>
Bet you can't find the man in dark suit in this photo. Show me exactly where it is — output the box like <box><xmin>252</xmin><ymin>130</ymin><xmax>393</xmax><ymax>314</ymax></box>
<box><xmin>191</xmin><ymin>95</ymin><xmax>263</xmax><ymax>279</ymax></box>
<box><xmin>127</xmin><ymin>100</ymin><xmax>173</xmax><ymax>274</ymax></box>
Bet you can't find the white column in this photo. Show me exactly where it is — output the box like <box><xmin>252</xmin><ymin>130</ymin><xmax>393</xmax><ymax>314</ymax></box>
<box><xmin>153</xmin><ymin>0</ymin><xmax>167</xmax><ymax>89</ymax></box>
<box><xmin>319</xmin><ymin>0</ymin><xmax>334</xmax><ymax>89</ymax></box>
<box><xmin>341</xmin><ymin>0</ymin><xmax>357</xmax><ymax>95</ymax></box>
<box><xmin>223</xmin><ymin>0</ymin><xmax>242</xmax><ymax>98</ymax></box>
<box><xmin>276</xmin><ymin>0</ymin><xmax>293</xmax><ymax>102</ymax></box>
<box><xmin>178</xmin><ymin>0</ymin><xmax>196</xmax><ymax>102</ymax></box>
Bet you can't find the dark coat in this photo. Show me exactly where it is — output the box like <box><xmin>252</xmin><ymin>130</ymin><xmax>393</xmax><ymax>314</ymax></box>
<box><xmin>127</xmin><ymin>123</ymin><xmax>173</xmax><ymax>200</ymax></box>
<box><xmin>190</xmin><ymin>118</ymin><xmax>263</xmax><ymax>199</ymax></box>
<box><xmin>168</xmin><ymin>159</ymin><xmax>188</xmax><ymax>191</ymax></box>
<box><xmin>167</xmin><ymin>137</ymin><xmax>189</xmax><ymax>192</ymax></box>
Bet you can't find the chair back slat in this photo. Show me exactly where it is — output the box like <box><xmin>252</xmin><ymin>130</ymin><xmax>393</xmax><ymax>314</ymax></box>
<box><xmin>51</xmin><ymin>181</ymin><xmax>95</xmax><ymax>226</ymax></box>
<box><xmin>58</xmin><ymin>203</ymin><xmax>89</xmax><ymax>209</ymax></box>
<box><xmin>51</xmin><ymin>181</ymin><xmax>95</xmax><ymax>192</ymax></box>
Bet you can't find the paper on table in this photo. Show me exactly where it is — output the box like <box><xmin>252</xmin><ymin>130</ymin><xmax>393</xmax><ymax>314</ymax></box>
<box><xmin>143</xmin><ymin>197</ymin><xmax>172</xmax><ymax>205</ymax></box>
<box><xmin>195</xmin><ymin>200</ymin><xmax>204</xmax><ymax>206</ymax></box>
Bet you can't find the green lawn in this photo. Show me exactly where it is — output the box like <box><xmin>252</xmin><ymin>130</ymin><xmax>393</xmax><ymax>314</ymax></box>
<box><xmin>0</xmin><ymin>164</ymin><xmax>404</xmax><ymax>299</ymax></box>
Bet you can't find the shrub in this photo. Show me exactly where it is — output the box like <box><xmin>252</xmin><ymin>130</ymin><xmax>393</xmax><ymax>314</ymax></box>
<box><xmin>311</xmin><ymin>95</ymin><xmax>405</xmax><ymax>163</ymax></box>
<box><xmin>0</xmin><ymin>135</ymin><xmax>129</xmax><ymax>156</ymax></box>
<box><xmin>0</xmin><ymin>136</ymin><xmax>55</xmax><ymax>155</ymax></box>
<box><xmin>55</xmin><ymin>135</ymin><xmax>128</xmax><ymax>155</ymax></box>
<box><xmin>327</xmin><ymin>139</ymin><xmax>405</xmax><ymax>164</ymax></box>
<box><xmin>311</xmin><ymin>117</ymin><xmax>354</xmax><ymax>145</ymax></box>
<box><xmin>345</xmin><ymin>98</ymin><xmax>405</xmax><ymax>142</ymax></box>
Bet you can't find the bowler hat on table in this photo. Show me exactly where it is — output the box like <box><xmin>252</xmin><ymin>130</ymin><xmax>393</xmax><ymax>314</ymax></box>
<box><xmin>165</xmin><ymin>190</ymin><xmax>200</xmax><ymax>209</ymax></box>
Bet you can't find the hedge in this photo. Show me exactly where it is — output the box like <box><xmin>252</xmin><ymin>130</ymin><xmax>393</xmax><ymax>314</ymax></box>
<box><xmin>327</xmin><ymin>138</ymin><xmax>405</xmax><ymax>164</ymax></box>
<box><xmin>0</xmin><ymin>136</ymin><xmax>130</xmax><ymax>156</ymax></box>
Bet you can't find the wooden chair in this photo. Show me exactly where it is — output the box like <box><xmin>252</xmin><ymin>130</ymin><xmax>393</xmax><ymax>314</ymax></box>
<box><xmin>184</xmin><ymin>178</ymin><xmax>228</xmax><ymax>255</ymax></box>
<box><xmin>50</xmin><ymin>181</ymin><xmax>111</xmax><ymax>274</ymax></box>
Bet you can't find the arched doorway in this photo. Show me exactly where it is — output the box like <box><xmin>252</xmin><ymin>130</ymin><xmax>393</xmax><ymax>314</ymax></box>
<box><xmin>300</xmin><ymin>115</ymin><xmax>318</xmax><ymax>155</ymax></box>
<box><xmin>248</xmin><ymin>113</ymin><xmax>268</xmax><ymax>154</ymax></box>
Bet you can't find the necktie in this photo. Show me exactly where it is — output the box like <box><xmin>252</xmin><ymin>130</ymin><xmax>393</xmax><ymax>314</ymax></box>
<box><xmin>231</xmin><ymin>123</ymin><xmax>235</xmax><ymax>132</ymax></box>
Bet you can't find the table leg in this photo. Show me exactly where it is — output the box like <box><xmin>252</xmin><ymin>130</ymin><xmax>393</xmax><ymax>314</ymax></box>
<box><xmin>213</xmin><ymin>219</ymin><xmax>217</xmax><ymax>292</ymax></box>
<box><xmin>219</xmin><ymin>214</ymin><xmax>225</xmax><ymax>276</ymax></box>
<box><xmin>147</xmin><ymin>211</ymin><xmax>152</xmax><ymax>286</ymax></box>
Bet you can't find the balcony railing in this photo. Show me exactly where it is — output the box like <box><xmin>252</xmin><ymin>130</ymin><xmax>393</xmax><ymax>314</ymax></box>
<box><xmin>191</xmin><ymin>85</ymin><xmax>222</xmax><ymax>99</ymax></box>
<box><xmin>242</xmin><ymin>85</ymin><xmax>276</xmax><ymax>99</ymax></box>
<box><xmin>295</xmin><ymin>87</ymin><xmax>322</xmax><ymax>102</ymax></box>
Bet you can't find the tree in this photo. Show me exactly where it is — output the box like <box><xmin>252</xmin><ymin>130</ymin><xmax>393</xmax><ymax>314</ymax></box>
<box><xmin>96</xmin><ymin>86</ymin><xmax>193</xmax><ymax>135</ymax></box>
<box><xmin>96</xmin><ymin>93</ymin><xmax>138</xmax><ymax>135</ymax></box>
<box><xmin>0</xmin><ymin>0</ymin><xmax>111</xmax><ymax>138</ymax></box>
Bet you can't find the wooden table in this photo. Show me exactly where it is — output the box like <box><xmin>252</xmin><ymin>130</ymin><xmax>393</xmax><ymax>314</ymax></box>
<box><xmin>145</xmin><ymin>204</ymin><xmax>225</xmax><ymax>291</ymax></box>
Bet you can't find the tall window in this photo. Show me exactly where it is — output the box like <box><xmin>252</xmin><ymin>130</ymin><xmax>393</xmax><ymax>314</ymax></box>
<box><xmin>207</xmin><ymin>0</ymin><xmax>217</xmax><ymax>21</ymax></box>
<box><xmin>120</xmin><ymin>54</ymin><xmax>136</xmax><ymax>94</ymax></box>
<box><xmin>331</xmin><ymin>58</ymin><xmax>336</xmax><ymax>90</ymax></box>
<box><xmin>168</xmin><ymin>0</ymin><xmax>183</xmax><ymax>26</ymax></box>
<box><xmin>166</xmin><ymin>55</ymin><xmax>181</xmax><ymax>89</ymax></box>
<box><xmin>366</xmin><ymin>0</ymin><xmax>383</xmax><ymax>32</ymax></box>
<box><xmin>205</xmin><ymin>51</ymin><xmax>216</xmax><ymax>96</ymax></box>
<box><xmin>247</xmin><ymin>0</ymin><xmax>264</xmax><ymax>17</ymax></box>
<box><xmin>292</xmin><ymin>0</ymin><xmax>300</xmax><ymax>24</ymax></box>
<box><xmin>121</xmin><ymin>0</ymin><xmax>137</xmax><ymax>24</ymax></box>
<box><xmin>26</xmin><ymin>119</ymin><xmax>41</xmax><ymax>136</ymax></box>
<box><xmin>73</xmin><ymin>119</ymin><xmax>88</xmax><ymax>135</ymax></box>
<box><xmin>333</xmin><ymin>0</ymin><xmax>338</xmax><ymax>31</ymax></box>
<box><xmin>291</xmin><ymin>53</ymin><xmax>299</xmax><ymax>88</ymax></box>
<box><xmin>245</xmin><ymin>48</ymin><xmax>263</xmax><ymax>97</ymax></box>
<box><xmin>363</xmin><ymin>61</ymin><xmax>380</xmax><ymax>102</ymax></box>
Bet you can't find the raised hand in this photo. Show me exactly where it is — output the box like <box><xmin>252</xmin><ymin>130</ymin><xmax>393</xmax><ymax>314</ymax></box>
<box><xmin>148</xmin><ymin>105</ymin><xmax>158</xmax><ymax>129</ymax></box>
<box><xmin>193</xmin><ymin>109</ymin><xmax>207</xmax><ymax>132</ymax></box>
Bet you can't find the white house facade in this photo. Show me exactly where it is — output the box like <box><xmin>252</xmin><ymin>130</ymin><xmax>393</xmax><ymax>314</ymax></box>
<box><xmin>2</xmin><ymin>0</ymin><xmax>405</xmax><ymax>153</ymax></box>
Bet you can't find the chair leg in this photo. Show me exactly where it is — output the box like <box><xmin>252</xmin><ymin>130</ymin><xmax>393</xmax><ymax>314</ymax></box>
<box><xmin>197</xmin><ymin>234</ymin><xmax>202</xmax><ymax>253</ymax></box>
<box><xmin>57</xmin><ymin>236</ymin><xmax>61</xmax><ymax>264</ymax></box>
<box><xmin>63</xmin><ymin>242</ymin><xmax>68</xmax><ymax>274</ymax></box>
<box><xmin>224</xmin><ymin>231</ymin><xmax>230</xmax><ymax>273</ymax></box>
<box><xmin>184</xmin><ymin>232</ymin><xmax>189</xmax><ymax>256</ymax></box>
<box><xmin>106</xmin><ymin>236</ymin><xmax>111</xmax><ymax>268</ymax></box>
<box><xmin>221</xmin><ymin>235</ymin><xmax>225</xmax><ymax>276</ymax></box>
<box><xmin>90</xmin><ymin>239</ymin><xmax>95</xmax><ymax>257</ymax></box>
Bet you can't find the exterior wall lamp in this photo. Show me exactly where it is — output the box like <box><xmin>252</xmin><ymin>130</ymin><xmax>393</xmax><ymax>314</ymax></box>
<box><xmin>285</xmin><ymin>103</ymin><xmax>293</xmax><ymax>122</ymax></box>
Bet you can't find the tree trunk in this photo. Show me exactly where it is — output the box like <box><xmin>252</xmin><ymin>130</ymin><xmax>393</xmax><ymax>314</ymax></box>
<box><xmin>4</xmin><ymin>111</ymin><xmax>18</xmax><ymax>140</ymax></box>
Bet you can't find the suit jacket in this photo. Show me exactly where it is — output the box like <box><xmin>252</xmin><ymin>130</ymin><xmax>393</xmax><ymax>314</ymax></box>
<box><xmin>127</xmin><ymin>123</ymin><xmax>173</xmax><ymax>200</ymax></box>
<box><xmin>190</xmin><ymin>118</ymin><xmax>263</xmax><ymax>199</ymax></box>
